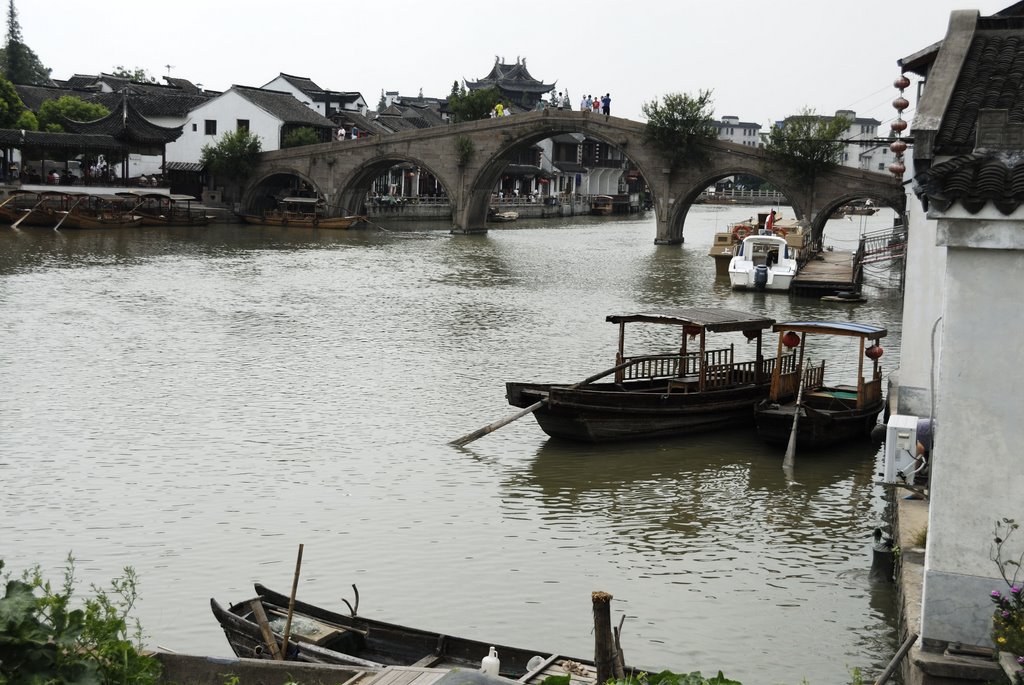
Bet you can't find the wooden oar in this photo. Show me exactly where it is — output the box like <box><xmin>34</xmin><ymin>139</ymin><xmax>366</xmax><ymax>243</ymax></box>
<box><xmin>279</xmin><ymin>543</ymin><xmax>304</xmax><ymax>660</ymax></box>
<box><xmin>782</xmin><ymin>371</ymin><xmax>806</xmax><ymax>472</ymax></box>
<box><xmin>450</xmin><ymin>359</ymin><xmax>638</xmax><ymax>447</ymax></box>
<box><xmin>11</xmin><ymin>197</ymin><xmax>47</xmax><ymax>229</ymax></box>
<box><xmin>52</xmin><ymin>196</ymin><xmax>84</xmax><ymax>230</ymax></box>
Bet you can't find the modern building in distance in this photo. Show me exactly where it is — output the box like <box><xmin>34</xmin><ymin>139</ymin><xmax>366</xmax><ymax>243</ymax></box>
<box><xmin>711</xmin><ymin>115</ymin><xmax>762</xmax><ymax>147</ymax></box>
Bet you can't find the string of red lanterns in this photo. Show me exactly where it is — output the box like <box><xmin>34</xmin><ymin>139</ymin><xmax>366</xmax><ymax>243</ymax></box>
<box><xmin>889</xmin><ymin>74</ymin><xmax>911</xmax><ymax>179</ymax></box>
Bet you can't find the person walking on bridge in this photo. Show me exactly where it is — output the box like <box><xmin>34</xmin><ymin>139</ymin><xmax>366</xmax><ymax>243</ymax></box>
<box><xmin>601</xmin><ymin>93</ymin><xmax>611</xmax><ymax>118</ymax></box>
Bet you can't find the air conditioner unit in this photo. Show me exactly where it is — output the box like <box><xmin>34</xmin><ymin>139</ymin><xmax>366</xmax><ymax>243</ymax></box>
<box><xmin>881</xmin><ymin>414</ymin><xmax>919</xmax><ymax>484</ymax></box>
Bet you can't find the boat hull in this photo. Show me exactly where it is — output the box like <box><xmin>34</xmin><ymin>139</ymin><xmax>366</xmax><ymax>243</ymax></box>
<box><xmin>753</xmin><ymin>400</ymin><xmax>883</xmax><ymax>448</ymax></box>
<box><xmin>728</xmin><ymin>269</ymin><xmax>795</xmax><ymax>291</ymax></box>
<box><xmin>507</xmin><ymin>380</ymin><xmax>769</xmax><ymax>442</ymax></box>
<box><xmin>212</xmin><ymin>583</ymin><xmax>613</xmax><ymax>682</ymax></box>
<box><xmin>239</xmin><ymin>214</ymin><xmax>365</xmax><ymax>229</ymax></box>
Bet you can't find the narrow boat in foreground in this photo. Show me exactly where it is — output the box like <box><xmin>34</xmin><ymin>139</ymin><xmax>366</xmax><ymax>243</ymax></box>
<box><xmin>754</xmin><ymin>321</ymin><xmax>887</xmax><ymax>449</ymax></box>
<box><xmin>239</xmin><ymin>196</ymin><xmax>365</xmax><ymax>229</ymax></box>
<box><xmin>505</xmin><ymin>307</ymin><xmax>787</xmax><ymax>442</ymax></box>
<box><xmin>211</xmin><ymin>583</ymin><xmax>614</xmax><ymax>683</ymax></box>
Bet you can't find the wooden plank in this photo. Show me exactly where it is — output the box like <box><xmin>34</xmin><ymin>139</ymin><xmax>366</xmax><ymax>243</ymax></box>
<box><xmin>250</xmin><ymin>600</ymin><xmax>282</xmax><ymax>660</ymax></box>
<box><xmin>518</xmin><ymin>654</ymin><xmax>560</xmax><ymax>682</ymax></box>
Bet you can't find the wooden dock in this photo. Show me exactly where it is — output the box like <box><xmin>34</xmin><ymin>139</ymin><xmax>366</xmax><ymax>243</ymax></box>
<box><xmin>792</xmin><ymin>248</ymin><xmax>862</xmax><ymax>296</ymax></box>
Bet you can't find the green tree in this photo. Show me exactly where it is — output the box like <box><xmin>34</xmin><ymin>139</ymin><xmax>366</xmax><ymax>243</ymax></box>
<box><xmin>0</xmin><ymin>73</ymin><xmax>23</xmax><ymax>127</ymax></box>
<box><xmin>111</xmin><ymin>65</ymin><xmax>157</xmax><ymax>83</ymax></box>
<box><xmin>282</xmin><ymin>126</ymin><xmax>320</xmax><ymax>148</ymax></box>
<box><xmin>37</xmin><ymin>95</ymin><xmax>110</xmax><ymax>132</ymax></box>
<box><xmin>14</xmin><ymin>106</ymin><xmax>34</xmax><ymax>129</ymax></box>
<box><xmin>200</xmin><ymin>128</ymin><xmax>263</xmax><ymax>196</ymax></box>
<box><xmin>447</xmin><ymin>85</ymin><xmax>501</xmax><ymax>123</ymax></box>
<box><xmin>0</xmin><ymin>0</ymin><xmax>50</xmax><ymax>85</ymax></box>
<box><xmin>641</xmin><ymin>90</ymin><xmax>718</xmax><ymax>169</ymax></box>
<box><xmin>765</xmin><ymin>107</ymin><xmax>851</xmax><ymax>185</ymax></box>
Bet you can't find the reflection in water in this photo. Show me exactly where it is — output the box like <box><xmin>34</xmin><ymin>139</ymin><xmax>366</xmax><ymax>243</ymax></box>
<box><xmin>0</xmin><ymin>210</ymin><xmax>904</xmax><ymax>684</ymax></box>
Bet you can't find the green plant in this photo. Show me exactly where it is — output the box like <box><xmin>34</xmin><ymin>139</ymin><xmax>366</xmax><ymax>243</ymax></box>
<box><xmin>912</xmin><ymin>525</ymin><xmax>928</xmax><ymax>548</ymax></box>
<box><xmin>200</xmin><ymin>127</ymin><xmax>263</xmax><ymax>188</ymax></box>
<box><xmin>282</xmin><ymin>126</ymin><xmax>321</xmax><ymax>149</ymax></box>
<box><xmin>991</xmin><ymin>519</ymin><xmax>1024</xmax><ymax>670</ymax></box>
<box><xmin>641</xmin><ymin>90</ymin><xmax>718</xmax><ymax>170</ymax></box>
<box><xmin>455</xmin><ymin>135</ymin><xmax>475</xmax><ymax>166</ymax></box>
<box><xmin>0</xmin><ymin>554</ymin><xmax>161</xmax><ymax>684</ymax></box>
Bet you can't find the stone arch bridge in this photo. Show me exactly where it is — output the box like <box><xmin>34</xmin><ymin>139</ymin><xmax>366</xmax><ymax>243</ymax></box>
<box><xmin>244</xmin><ymin>110</ymin><xmax>905</xmax><ymax>244</ymax></box>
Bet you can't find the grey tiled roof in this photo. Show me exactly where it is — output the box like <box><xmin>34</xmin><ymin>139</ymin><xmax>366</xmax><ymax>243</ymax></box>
<box><xmin>0</xmin><ymin>128</ymin><xmax>127</xmax><ymax>152</ymax></box>
<box><xmin>914</xmin><ymin>152</ymin><xmax>1024</xmax><ymax>214</ymax></box>
<box><xmin>60</xmin><ymin>96</ymin><xmax>184</xmax><ymax>144</ymax></box>
<box><xmin>230</xmin><ymin>86</ymin><xmax>335</xmax><ymax>128</ymax></box>
<box><xmin>933</xmin><ymin>32</ymin><xmax>1024</xmax><ymax>155</ymax></box>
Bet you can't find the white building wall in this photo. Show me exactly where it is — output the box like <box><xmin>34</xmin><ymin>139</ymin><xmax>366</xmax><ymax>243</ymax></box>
<box><xmin>895</xmin><ymin>164</ymin><xmax>947</xmax><ymax>418</ymax></box>
<box><xmin>165</xmin><ymin>89</ymin><xmax>283</xmax><ymax>164</ymax></box>
<box><xmin>921</xmin><ymin>216</ymin><xmax>1024</xmax><ymax>647</ymax></box>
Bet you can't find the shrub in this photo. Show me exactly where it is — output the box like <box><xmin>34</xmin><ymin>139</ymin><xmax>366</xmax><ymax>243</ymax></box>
<box><xmin>0</xmin><ymin>555</ymin><xmax>161</xmax><ymax>684</ymax></box>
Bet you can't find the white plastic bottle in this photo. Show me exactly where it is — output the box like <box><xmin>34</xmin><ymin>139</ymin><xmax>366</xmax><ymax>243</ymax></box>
<box><xmin>480</xmin><ymin>646</ymin><xmax>500</xmax><ymax>676</ymax></box>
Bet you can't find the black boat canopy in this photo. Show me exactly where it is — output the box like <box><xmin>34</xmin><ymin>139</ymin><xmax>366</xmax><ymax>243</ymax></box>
<box><xmin>771</xmin><ymin>321</ymin><xmax>887</xmax><ymax>338</ymax></box>
<box><xmin>607</xmin><ymin>307</ymin><xmax>775</xmax><ymax>333</ymax></box>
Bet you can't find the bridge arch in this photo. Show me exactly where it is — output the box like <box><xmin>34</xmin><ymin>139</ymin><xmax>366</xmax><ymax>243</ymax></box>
<box><xmin>462</xmin><ymin>121</ymin><xmax>661</xmax><ymax>229</ymax></box>
<box><xmin>661</xmin><ymin>165</ymin><xmax>811</xmax><ymax>243</ymax></box>
<box><xmin>333</xmin><ymin>154</ymin><xmax>459</xmax><ymax>219</ymax></box>
<box><xmin>242</xmin><ymin>167</ymin><xmax>322</xmax><ymax>215</ymax></box>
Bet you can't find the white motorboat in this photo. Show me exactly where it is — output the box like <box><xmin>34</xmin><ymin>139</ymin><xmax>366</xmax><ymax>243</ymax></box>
<box><xmin>728</xmin><ymin>233</ymin><xmax>798</xmax><ymax>291</ymax></box>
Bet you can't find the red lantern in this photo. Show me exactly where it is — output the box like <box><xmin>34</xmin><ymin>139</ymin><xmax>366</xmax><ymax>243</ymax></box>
<box><xmin>890</xmin><ymin>139</ymin><xmax>907</xmax><ymax>154</ymax></box>
<box><xmin>894</xmin><ymin>75</ymin><xmax>911</xmax><ymax>90</ymax></box>
<box><xmin>782</xmin><ymin>331</ymin><xmax>801</xmax><ymax>348</ymax></box>
<box><xmin>888</xmin><ymin>161</ymin><xmax>906</xmax><ymax>176</ymax></box>
<box><xmin>683</xmin><ymin>325</ymin><xmax>702</xmax><ymax>339</ymax></box>
<box><xmin>890</xmin><ymin>119</ymin><xmax>908</xmax><ymax>133</ymax></box>
<box><xmin>892</xmin><ymin>96</ymin><xmax>909</xmax><ymax>111</ymax></box>
<box><xmin>865</xmin><ymin>345</ymin><xmax>884</xmax><ymax>360</ymax></box>
<box><xmin>743</xmin><ymin>329</ymin><xmax>760</xmax><ymax>341</ymax></box>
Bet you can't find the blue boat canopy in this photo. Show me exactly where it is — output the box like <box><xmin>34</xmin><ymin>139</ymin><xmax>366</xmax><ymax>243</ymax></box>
<box><xmin>771</xmin><ymin>321</ymin><xmax>887</xmax><ymax>338</ymax></box>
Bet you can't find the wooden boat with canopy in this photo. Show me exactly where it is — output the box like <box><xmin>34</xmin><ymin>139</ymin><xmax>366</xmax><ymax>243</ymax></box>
<box><xmin>505</xmin><ymin>307</ymin><xmax>791</xmax><ymax>442</ymax></box>
<box><xmin>116</xmin><ymin>191</ymin><xmax>212</xmax><ymax>226</ymax></box>
<box><xmin>45</xmin><ymin>192</ymin><xmax>143</xmax><ymax>229</ymax></box>
<box><xmin>239</xmin><ymin>196</ymin><xmax>365</xmax><ymax>229</ymax></box>
<box><xmin>754</xmin><ymin>321</ymin><xmax>887</xmax><ymax>448</ymax></box>
<box><xmin>211</xmin><ymin>583</ymin><xmax>618</xmax><ymax>683</ymax></box>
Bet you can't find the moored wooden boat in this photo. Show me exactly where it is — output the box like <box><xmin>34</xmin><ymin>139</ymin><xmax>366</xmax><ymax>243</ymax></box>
<box><xmin>118</xmin><ymin>191</ymin><xmax>212</xmax><ymax>226</ymax></box>
<box><xmin>505</xmin><ymin>307</ymin><xmax>788</xmax><ymax>442</ymax></box>
<box><xmin>211</xmin><ymin>583</ymin><xmax>614</xmax><ymax>683</ymax></box>
<box><xmin>754</xmin><ymin>321</ymin><xmax>887</xmax><ymax>449</ymax></box>
<box><xmin>239</xmin><ymin>196</ymin><xmax>365</xmax><ymax>229</ymax></box>
<box><xmin>590</xmin><ymin>195</ymin><xmax>613</xmax><ymax>215</ymax></box>
<box><xmin>487</xmin><ymin>208</ymin><xmax>518</xmax><ymax>222</ymax></box>
<box><xmin>48</xmin><ymin>192</ymin><xmax>143</xmax><ymax>229</ymax></box>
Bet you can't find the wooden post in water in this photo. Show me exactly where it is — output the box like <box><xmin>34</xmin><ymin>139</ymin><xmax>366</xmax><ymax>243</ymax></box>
<box><xmin>592</xmin><ymin>591</ymin><xmax>622</xmax><ymax>684</ymax></box>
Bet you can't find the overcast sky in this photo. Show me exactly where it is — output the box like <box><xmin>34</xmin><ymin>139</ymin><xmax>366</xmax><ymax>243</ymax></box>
<box><xmin>19</xmin><ymin>0</ymin><xmax>1011</xmax><ymax>128</ymax></box>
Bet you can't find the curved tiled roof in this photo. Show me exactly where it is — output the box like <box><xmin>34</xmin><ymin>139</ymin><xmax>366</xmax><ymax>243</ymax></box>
<box><xmin>60</xmin><ymin>96</ymin><xmax>184</xmax><ymax>145</ymax></box>
<box><xmin>934</xmin><ymin>32</ymin><xmax>1024</xmax><ymax>155</ymax></box>
<box><xmin>914</xmin><ymin>152</ymin><xmax>1024</xmax><ymax>214</ymax></box>
<box><xmin>0</xmin><ymin>128</ymin><xmax>127</xmax><ymax>153</ymax></box>
<box><xmin>466</xmin><ymin>57</ymin><xmax>554</xmax><ymax>94</ymax></box>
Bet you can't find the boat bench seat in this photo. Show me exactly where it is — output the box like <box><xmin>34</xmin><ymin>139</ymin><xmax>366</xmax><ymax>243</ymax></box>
<box><xmin>666</xmin><ymin>376</ymin><xmax>700</xmax><ymax>393</ymax></box>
